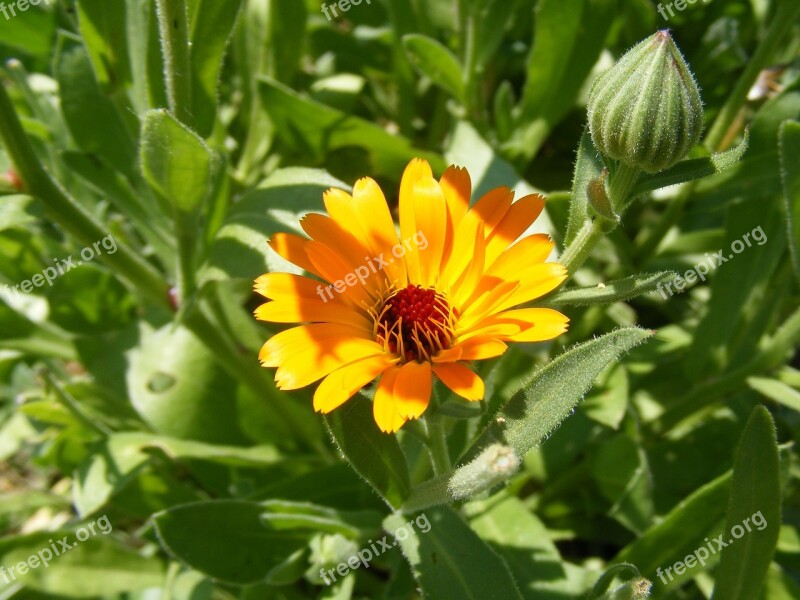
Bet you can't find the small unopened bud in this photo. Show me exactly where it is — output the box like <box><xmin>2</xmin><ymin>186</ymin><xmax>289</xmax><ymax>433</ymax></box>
<box><xmin>588</xmin><ymin>31</ymin><xmax>703</xmax><ymax>174</ymax></box>
<box><xmin>600</xmin><ymin>578</ymin><xmax>652</xmax><ymax>599</ymax></box>
<box><xmin>448</xmin><ymin>444</ymin><xmax>520</xmax><ymax>500</ymax></box>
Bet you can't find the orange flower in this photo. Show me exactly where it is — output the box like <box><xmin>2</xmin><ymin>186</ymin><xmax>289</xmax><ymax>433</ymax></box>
<box><xmin>254</xmin><ymin>159</ymin><xmax>569</xmax><ymax>433</ymax></box>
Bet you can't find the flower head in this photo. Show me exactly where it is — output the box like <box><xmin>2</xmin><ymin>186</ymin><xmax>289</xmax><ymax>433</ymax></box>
<box><xmin>254</xmin><ymin>159</ymin><xmax>569</xmax><ymax>432</ymax></box>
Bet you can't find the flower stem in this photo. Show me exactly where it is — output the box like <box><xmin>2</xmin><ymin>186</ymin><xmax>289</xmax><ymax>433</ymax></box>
<box><xmin>426</xmin><ymin>414</ymin><xmax>452</xmax><ymax>476</ymax></box>
<box><xmin>560</xmin><ymin>218</ymin><xmax>605</xmax><ymax>275</ymax></box>
<box><xmin>704</xmin><ymin>0</ymin><xmax>800</xmax><ymax>151</ymax></box>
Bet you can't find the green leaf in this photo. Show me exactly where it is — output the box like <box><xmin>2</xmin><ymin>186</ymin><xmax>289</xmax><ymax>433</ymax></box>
<box><xmin>712</xmin><ymin>406</ymin><xmax>781</xmax><ymax>599</ymax></box>
<box><xmin>566</xmin><ymin>131</ymin><xmax>607</xmax><ymax>245</ymax></box>
<box><xmin>0</xmin><ymin>1</ymin><xmax>55</xmax><ymax>59</ymax></box>
<box><xmin>126</xmin><ymin>322</ymin><xmax>246</xmax><ymax>444</ymax></box>
<box><xmin>747</xmin><ymin>376</ymin><xmax>800</xmax><ymax>412</ymax></box>
<box><xmin>54</xmin><ymin>33</ymin><xmax>137</xmax><ymax>179</ymax></box>
<box><xmin>463</xmin><ymin>328</ymin><xmax>653</xmax><ymax>461</ymax></box>
<box><xmin>468</xmin><ymin>496</ymin><xmax>593</xmax><ymax>599</ymax></box>
<box><xmin>632</xmin><ymin>131</ymin><xmax>750</xmax><ymax>196</ymax></box>
<box><xmin>615</xmin><ymin>471</ymin><xmax>732</xmax><ymax>588</ymax></box>
<box><xmin>504</xmin><ymin>0</ymin><xmax>615</xmax><ymax>161</ymax></box>
<box><xmin>153</xmin><ymin>500</ymin><xmax>327</xmax><ymax>585</ymax></box>
<box><xmin>385</xmin><ymin>506</ymin><xmax>524</xmax><ymax>600</ymax></box>
<box><xmin>779</xmin><ymin>120</ymin><xmax>800</xmax><ymax>281</ymax></box>
<box><xmin>546</xmin><ymin>272</ymin><xmax>678</xmax><ymax>307</ymax></box>
<box><xmin>188</xmin><ymin>0</ymin><xmax>244</xmax><ymax>137</ymax></box>
<box><xmin>140</xmin><ymin>109</ymin><xmax>214</xmax><ymax>212</ymax></box>
<box><xmin>77</xmin><ymin>0</ymin><xmax>131</xmax><ymax>92</ymax></box>
<box><xmin>258</xmin><ymin>78</ymin><xmax>445</xmax><ymax>177</ymax></box>
<box><xmin>403</xmin><ymin>34</ymin><xmax>465</xmax><ymax>101</ymax></box>
<box><xmin>325</xmin><ymin>394</ymin><xmax>411</xmax><ymax>510</ymax></box>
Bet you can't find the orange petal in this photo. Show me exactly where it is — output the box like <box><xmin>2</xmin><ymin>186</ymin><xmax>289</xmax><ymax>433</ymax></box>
<box><xmin>484</xmin><ymin>194</ymin><xmax>546</xmax><ymax>266</ymax></box>
<box><xmin>399</xmin><ymin>159</ymin><xmax>433</xmax><ymax>283</ymax></box>
<box><xmin>268</xmin><ymin>233</ymin><xmax>319</xmax><ymax>276</ymax></box>
<box><xmin>305</xmin><ymin>240</ymin><xmax>379</xmax><ymax>308</ymax></box>
<box><xmin>439</xmin><ymin>165</ymin><xmax>471</xmax><ymax>269</ymax></box>
<box><xmin>255</xmin><ymin>273</ymin><xmax>327</xmax><ymax>301</ymax></box>
<box><xmin>433</xmin><ymin>337</ymin><xmax>508</xmax><ymax>362</ymax></box>
<box><xmin>471</xmin><ymin>186</ymin><xmax>514</xmax><ymax>235</ymax></box>
<box><xmin>485</xmin><ymin>234</ymin><xmax>554</xmax><ymax>280</ymax></box>
<box><xmin>373</xmin><ymin>367</ymin><xmax>407</xmax><ymax>433</ymax></box>
<box><xmin>254</xmin><ymin>298</ymin><xmax>371</xmax><ymax>329</ymax></box>
<box><xmin>432</xmin><ymin>363</ymin><xmax>484</xmax><ymax>401</ymax></box>
<box><xmin>410</xmin><ymin>177</ymin><xmax>446</xmax><ymax>287</ymax></box>
<box><xmin>352</xmin><ymin>178</ymin><xmax>407</xmax><ymax>287</ymax></box>
<box><xmin>259</xmin><ymin>323</ymin><xmax>373</xmax><ymax>367</ymax></box>
<box><xmin>393</xmin><ymin>361</ymin><xmax>432</xmax><ymax>420</ymax></box>
<box><xmin>313</xmin><ymin>354</ymin><xmax>398</xmax><ymax>413</ymax></box>
<box><xmin>451</xmin><ymin>227</ymin><xmax>485</xmax><ymax>308</ymax></box>
<box><xmin>493</xmin><ymin>308</ymin><xmax>570</xmax><ymax>343</ymax></box>
<box><xmin>494</xmin><ymin>263</ymin><xmax>568</xmax><ymax>312</ymax></box>
<box><xmin>275</xmin><ymin>337</ymin><xmax>387</xmax><ymax>390</ymax></box>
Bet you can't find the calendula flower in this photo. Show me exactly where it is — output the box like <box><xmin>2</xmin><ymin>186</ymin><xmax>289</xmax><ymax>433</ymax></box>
<box><xmin>254</xmin><ymin>159</ymin><xmax>569</xmax><ymax>433</ymax></box>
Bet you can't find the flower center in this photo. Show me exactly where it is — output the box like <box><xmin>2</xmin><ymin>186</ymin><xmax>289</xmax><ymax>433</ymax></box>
<box><xmin>375</xmin><ymin>284</ymin><xmax>455</xmax><ymax>363</ymax></box>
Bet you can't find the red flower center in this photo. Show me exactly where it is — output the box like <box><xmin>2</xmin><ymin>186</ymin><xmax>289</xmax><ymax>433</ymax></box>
<box><xmin>376</xmin><ymin>284</ymin><xmax>454</xmax><ymax>363</ymax></box>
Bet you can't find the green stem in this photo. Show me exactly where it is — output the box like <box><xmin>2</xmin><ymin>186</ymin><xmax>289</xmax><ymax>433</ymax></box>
<box><xmin>560</xmin><ymin>218</ymin><xmax>605</xmax><ymax>275</ymax></box>
<box><xmin>426</xmin><ymin>414</ymin><xmax>452</xmax><ymax>476</ymax></box>
<box><xmin>0</xmin><ymin>82</ymin><xmax>170</xmax><ymax>308</ymax></box>
<box><xmin>704</xmin><ymin>0</ymin><xmax>800</xmax><ymax>151</ymax></box>
<box><xmin>402</xmin><ymin>474</ymin><xmax>452</xmax><ymax>513</ymax></box>
<box><xmin>155</xmin><ymin>0</ymin><xmax>194</xmax><ymax>128</ymax></box>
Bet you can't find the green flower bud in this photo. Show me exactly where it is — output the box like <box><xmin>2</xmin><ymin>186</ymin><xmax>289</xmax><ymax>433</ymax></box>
<box><xmin>588</xmin><ymin>31</ymin><xmax>703</xmax><ymax>174</ymax></box>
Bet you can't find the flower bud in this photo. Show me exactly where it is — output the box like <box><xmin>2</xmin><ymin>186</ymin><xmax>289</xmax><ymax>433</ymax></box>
<box><xmin>448</xmin><ymin>443</ymin><xmax>520</xmax><ymax>500</ymax></box>
<box><xmin>588</xmin><ymin>31</ymin><xmax>703</xmax><ymax>174</ymax></box>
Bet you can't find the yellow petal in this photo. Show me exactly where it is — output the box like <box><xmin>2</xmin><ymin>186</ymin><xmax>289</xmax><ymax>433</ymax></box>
<box><xmin>373</xmin><ymin>367</ymin><xmax>407</xmax><ymax>433</ymax></box>
<box><xmin>254</xmin><ymin>273</ymin><xmax>327</xmax><ymax>301</ymax></box>
<box><xmin>254</xmin><ymin>298</ymin><xmax>371</xmax><ymax>329</ymax></box>
<box><xmin>471</xmin><ymin>186</ymin><xmax>514</xmax><ymax>235</ymax></box>
<box><xmin>399</xmin><ymin>159</ymin><xmax>433</xmax><ymax>283</ymax></box>
<box><xmin>484</xmin><ymin>194</ymin><xmax>546</xmax><ymax>266</ymax></box>
<box><xmin>433</xmin><ymin>337</ymin><xmax>507</xmax><ymax>362</ymax></box>
<box><xmin>393</xmin><ymin>361</ymin><xmax>432</xmax><ymax>420</ymax></box>
<box><xmin>432</xmin><ymin>363</ymin><xmax>484</xmax><ymax>401</ymax></box>
<box><xmin>275</xmin><ymin>337</ymin><xmax>387</xmax><ymax>390</ymax></box>
<box><xmin>301</xmin><ymin>213</ymin><xmax>388</xmax><ymax>297</ymax></box>
<box><xmin>268</xmin><ymin>233</ymin><xmax>319</xmax><ymax>276</ymax></box>
<box><xmin>410</xmin><ymin>177</ymin><xmax>446</xmax><ymax>287</ymax></box>
<box><xmin>352</xmin><ymin>177</ymin><xmax>408</xmax><ymax>287</ymax></box>
<box><xmin>259</xmin><ymin>323</ymin><xmax>371</xmax><ymax>366</ymax></box>
<box><xmin>485</xmin><ymin>234</ymin><xmax>554</xmax><ymax>280</ymax></box>
<box><xmin>313</xmin><ymin>354</ymin><xmax>398</xmax><ymax>413</ymax></box>
<box><xmin>493</xmin><ymin>308</ymin><xmax>570</xmax><ymax>343</ymax></box>
<box><xmin>305</xmin><ymin>240</ymin><xmax>379</xmax><ymax>308</ymax></box>
<box><xmin>494</xmin><ymin>263</ymin><xmax>568</xmax><ymax>312</ymax></box>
